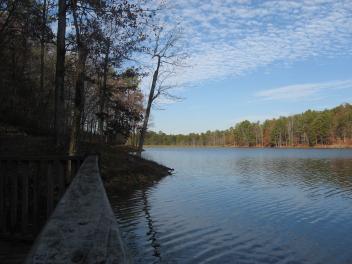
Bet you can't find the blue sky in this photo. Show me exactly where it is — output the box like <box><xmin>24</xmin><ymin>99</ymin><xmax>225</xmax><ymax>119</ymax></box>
<box><xmin>141</xmin><ymin>0</ymin><xmax>352</xmax><ymax>134</ymax></box>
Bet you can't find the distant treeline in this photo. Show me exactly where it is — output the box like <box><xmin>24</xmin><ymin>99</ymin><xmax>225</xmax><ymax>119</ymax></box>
<box><xmin>145</xmin><ymin>104</ymin><xmax>352</xmax><ymax>147</ymax></box>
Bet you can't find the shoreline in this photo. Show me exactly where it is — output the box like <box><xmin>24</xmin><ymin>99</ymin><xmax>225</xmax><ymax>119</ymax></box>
<box><xmin>144</xmin><ymin>145</ymin><xmax>352</xmax><ymax>150</ymax></box>
<box><xmin>0</xmin><ymin>135</ymin><xmax>173</xmax><ymax>192</ymax></box>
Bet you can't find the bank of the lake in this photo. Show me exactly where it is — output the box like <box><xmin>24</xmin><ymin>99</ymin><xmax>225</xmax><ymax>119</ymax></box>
<box><xmin>1</xmin><ymin>115</ymin><xmax>173</xmax><ymax>192</ymax></box>
<box><xmin>90</xmin><ymin>143</ymin><xmax>173</xmax><ymax>192</ymax></box>
<box><xmin>145</xmin><ymin>144</ymin><xmax>352</xmax><ymax>149</ymax></box>
<box><xmin>0</xmin><ymin>135</ymin><xmax>172</xmax><ymax>192</ymax></box>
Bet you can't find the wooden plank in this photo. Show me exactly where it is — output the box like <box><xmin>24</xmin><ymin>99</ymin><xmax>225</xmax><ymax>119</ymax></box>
<box><xmin>10</xmin><ymin>160</ymin><xmax>18</xmax><ymax>231</ymax></box>
<box><xmin>46</xmin><ymin>161</ymin><xmax>54</xmax><ymax>219</ymax></box>
<box><xmin>71</xmin><ymin>159</ymin><xmax>78</xmax><ymax>180</ymax></box>
<box><xmin>61</xmin><ymin>160</ymin><xmax>69</xmax><ymax>187</ymax></box>
<box><xmin>0</xmin><ymin>160</ymin><xmax>5</xmax><ymax>234</ymax></box>
<box><xmin>39</xmin><ymin>160</ymin><xmax>48</xmax><ymax>232</ymax></box>
<box><xmin>2</xmin><ymin>160</ymin><xmax>9</xmax><ymax>234</ymax></box>
<box><xmin>66</xmin><ymin>160</ymin><xmax>72</xmax><ymax>186</ymax></box>
<box><xmin>32</xmin><ymin>161</ymin><xmax>40</xmax><ymax>234</ymax></box>
<box><xmin>21</xmin><ymin>161</ymin><xmax>29</xmax><ymax>233</ymax></box>
<box><xmin>54</xmin><ymin>160</ymin><xmax>65</xmax><ymax>201</ymax></box>
<box><xmin>57</xmin><ymin>160</ymin><xmax>65</xmax><ymax>198</ymax></box>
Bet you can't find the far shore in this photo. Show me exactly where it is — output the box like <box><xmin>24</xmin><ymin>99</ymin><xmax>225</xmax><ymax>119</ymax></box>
<box><xmin>144</xmin><ymin>144</ymin><xmax>352</xmax><ymax>149</ymax></box>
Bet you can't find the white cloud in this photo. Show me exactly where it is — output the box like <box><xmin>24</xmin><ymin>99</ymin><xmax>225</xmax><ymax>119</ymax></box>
<box><xmin>255</xmin><ymin>79</ymin><xmax>352</xmax><ymax>101</ymax></box>
<box><xmin>142</xmin><ymin>0</ymin><xmax>352</xmax><ymax>87</ymax></box>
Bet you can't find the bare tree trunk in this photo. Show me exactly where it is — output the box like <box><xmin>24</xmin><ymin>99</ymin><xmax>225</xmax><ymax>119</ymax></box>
<box><xmin>40</xmin><ymin>0</ymin><xmax>47</xmax><ymax>92</ymax></box>
<box><xmin>99</xmin><ymin>44</ymin><xmax>110</xmax><ymax>136</ymax></box>
<box><xmin>137</xmin><ymin>56</ymin><xmax>161</xmax><ymax>155</ymax></box>
<box><xmin>54</xmin><ymin>0</ymin><xmax>66</xmax><ymax>146</ymax></box>
<box><xmin>68</xmin><ymin>48</ymin><xmax>87</xmax><ymax>155</ymax></box>
<box><xmin>68</xmin><ymin>1</ymin><xmax>87</xmax><ymax>155</ymax></box>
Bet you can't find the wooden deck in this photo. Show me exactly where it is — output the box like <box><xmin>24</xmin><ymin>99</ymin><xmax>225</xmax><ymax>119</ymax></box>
<box><xmin>0</xmin><ymin>156</ymin><xmax>83</xmax><ymax>263</ymax></box>
<box><xmin>0</xmin><ymin>156</ymin><xmax>84</xmax><ymax>238</ymax></box>
<box><xmin>1</xmin><ymin>155</ymin><xmax>130</xmax><ymax>263</ymax></box>
<box><xmin>0</xmin><ymin>238</ymin><xmax>32</xmax><ymax>264</ymax></box>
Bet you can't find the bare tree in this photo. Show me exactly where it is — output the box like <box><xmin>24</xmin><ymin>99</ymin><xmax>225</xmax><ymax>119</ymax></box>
<box><xmin>137</xmin><ymin>26</ymin><xmax>187</xmax><ymax>155</ymax></box>
<box><xmin>54</xmin><ymin>0</ymin><xmax>66</xmax><ymax>147</ymax></box>
<box><xmin>39</xmin><ymin>0</ymin><xmax>47</xmax><ymax>92</ymax></box>
<box><xmin>68</xmin><ymin>0</ymin><xmax>95</xmax><ymax>154</ymax></box>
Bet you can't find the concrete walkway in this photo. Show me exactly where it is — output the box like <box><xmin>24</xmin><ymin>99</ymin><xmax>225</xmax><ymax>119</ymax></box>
<box><xmin>25</xmin><ymin>155</ymin><xmax>131</xmax><ymax>264</ymax></box>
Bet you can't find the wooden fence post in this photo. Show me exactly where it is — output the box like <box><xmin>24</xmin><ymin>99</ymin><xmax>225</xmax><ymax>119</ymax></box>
<box><xmin>56</xmin><ymin>160</ymin><xmax>65</xmax><ymax>199</ymax></box>
<box><xmin>0</xmin><ymin>160</ymin><xmax>6</xmax><ymax>234</ymax></box>
<box><xmin>32</xmin><ymin>161</ymin><xmax>40</xmax><ymax>234</ymax></box>
<box><xmin>46</xmin><ymin>161</ymin><xmax>54</xmax><ymax>218</ymax></box>
<box><xmin>10</xmin><ymin>160</ymin><xmax>18</xmax><ymax>231</ymax></box>
<box><xmin>21</xmin><ymin>161</ymin><xmax>29</xmax><ymax>233</ymax></box>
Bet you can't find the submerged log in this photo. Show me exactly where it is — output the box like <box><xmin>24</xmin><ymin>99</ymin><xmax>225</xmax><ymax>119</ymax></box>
<box><xmin>25</xmin><ymin>155</ymin><xmax>131</xmax><ymax>263</ymax></box>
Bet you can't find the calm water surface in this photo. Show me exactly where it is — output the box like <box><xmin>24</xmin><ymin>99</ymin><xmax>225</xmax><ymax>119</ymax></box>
<box><xmin>109</xmin><ymin>148</ymin><xmax>352</xmax><ymax>264</ymax></box>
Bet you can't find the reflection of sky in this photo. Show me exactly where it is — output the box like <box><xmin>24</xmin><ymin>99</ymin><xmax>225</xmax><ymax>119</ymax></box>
<box><xmin>115</xmin><ymin>148</ymin><xmax>352</xmax><ymax>263</ymax></box>
<box><xmin>141</xmin><ymin>0</ymin><xmax>352</xmax><ymax>133</ymax></box>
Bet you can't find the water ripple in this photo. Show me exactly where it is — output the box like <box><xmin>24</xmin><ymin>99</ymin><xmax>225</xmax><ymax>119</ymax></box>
<box><xmin>109</xmin><ymin>148</ymin><xmax>352</xmax><ymax>264</ymax></box>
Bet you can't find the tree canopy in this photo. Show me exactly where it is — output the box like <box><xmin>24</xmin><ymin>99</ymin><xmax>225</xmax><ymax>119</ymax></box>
<box><xmin>0</xmin><ymin>0</ymin><xmax>157</xmax><ymax>152</ymax></box>
<box><xmin>144</xmin><ymin>104</ymin><xmax>352</xmax><ymax>147</ymax></box>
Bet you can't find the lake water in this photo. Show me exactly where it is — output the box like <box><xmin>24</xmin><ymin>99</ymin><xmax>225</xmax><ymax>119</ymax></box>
<box><xmin>109</xmin><ymin>147</ymin><xmax>352</xmax><ymax>264</ymax></box>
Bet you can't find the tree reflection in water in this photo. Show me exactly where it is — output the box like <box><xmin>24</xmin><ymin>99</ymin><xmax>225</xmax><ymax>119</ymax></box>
<box><xmin>141</xmin><ymin>188</ymin><xmax>161</xmax><ymax>261</ymax></box>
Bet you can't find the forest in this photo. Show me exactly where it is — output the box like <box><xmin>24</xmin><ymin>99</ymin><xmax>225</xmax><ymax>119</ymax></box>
<box><xmin>0</xmin><ymin>0</ymin><xmax>172</xmax><ymax>154</ymax></box>
<box><xmin>145</xmin><ymin>103</ymin><xmax>352</xmax><ymax>147</ymax></box>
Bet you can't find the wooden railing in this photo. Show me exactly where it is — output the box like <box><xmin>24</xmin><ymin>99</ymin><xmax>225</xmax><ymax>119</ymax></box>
<box><xmin>0</xmin><ymin>156</ymin><xmax>84</xmax><ymax>239</ymax></box>
<box><xmin>25</xmin><ymin>155</ymin><xmax>131</xmax><ymax>264</ymax></box>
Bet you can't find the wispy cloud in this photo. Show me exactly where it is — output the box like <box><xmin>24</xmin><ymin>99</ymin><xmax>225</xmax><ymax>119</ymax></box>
<box><xmin>255</xmin><ymin>79</ymin><xmax>352</xmax><ymax>101</ymax></box>
<box><xmin>144</xmin><ymin>0</ymin><xmax>352</xmax><ymax>86</ymax></box>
